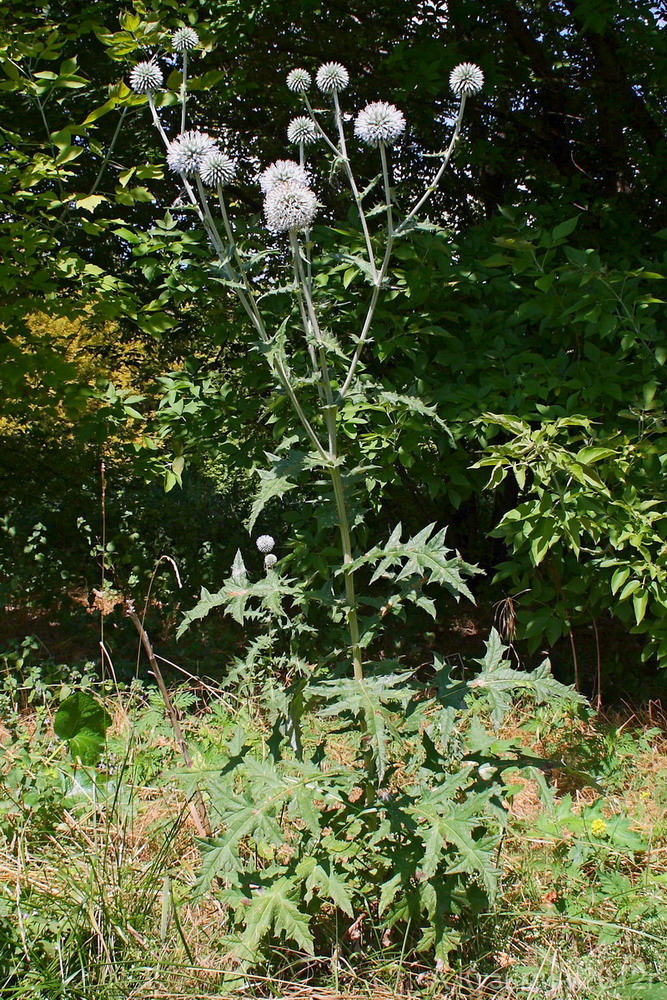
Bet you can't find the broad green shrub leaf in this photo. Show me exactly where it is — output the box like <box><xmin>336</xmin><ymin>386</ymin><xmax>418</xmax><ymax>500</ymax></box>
<box><xmin>53</xmin><ymin>691</ymin><xmax>111</xmax><ymax>765</ymax></box>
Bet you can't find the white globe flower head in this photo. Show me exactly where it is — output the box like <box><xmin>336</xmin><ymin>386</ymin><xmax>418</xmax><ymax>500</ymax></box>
<box><xmin>166</xmin><ymin>130</ymin><xmax>217</xmax><ymax>176</ymax></box>
<box><xmin>259</xmin><ymin>158</ymin><xmax>309</xmax><ymax>195</ymax></box>
<box><xmin>256</xmin><ymin>535</ymin><xmax>275</xmax><ymax>554</ymax></box>
<box><xmin>287</xmin><ymin>116</ymin><xmax>319</xmax><ymax>147</ymax></box>
<box><xmin>354</xmin><ymin>101</ymin><xmax>406</xmax><ymax>147</ymax></box>
<box><xmin>172</xmin><ymin>26</ymin><xmax>200</xmax><ymax>53</ymax></box>
<box><xmin>264</xmin><ymin>553</ymin><xmax>278</xmax><ymax>570</ymax></box>
<box><xmin>286</xmin><ymin>68</ymin><xmax>312</xmax><ymax>93</ymax></box>
<box><xmin>316</xmin><ymin>62</ymin><xmax>349</xmax><ymax>94</ymax></box>
<box><xmin>129</xmin><ymin>60</ymin><xmax>163</xmax><ymax>94</ymax></box>
<box><xmin>264</xmin><ymin>182</ymin><xmax>318</xmax><ymax>233</ymax></box>
<box><xmin>199</xmin><ymin>150</ymin><xmax>237</xmax><ymax>187</ymax></box>
<box><xmin>449</xmin><ymin>62</ymin><xmax>484</xmax><ymax>97</ymax></box>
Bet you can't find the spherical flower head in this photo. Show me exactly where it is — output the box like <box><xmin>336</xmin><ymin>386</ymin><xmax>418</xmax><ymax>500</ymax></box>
<box><xmin>166</xmin><ymin>130</ymin><xmax>217</xmax><ymax>176</ymax></box>
<box><xmin>354</xmin><ymin>101</ymin><xmax>406</xmax><ymax>147</ymax></box>
<box><xmin>287</xmin><ymin>116</ymin><xmax>319</xmax><ymax>147</ymax></box>
<box><xmin>172</xmin><ymin>26</ymin><xmax>199</xmax><ymax>53</ymax></box>
<box><xmin>287</xmin><ymin>68</ymin><xmax>311</xmax><ymax>93</ymax></box>
<box><xmin>264</xmin><ymin>182</ymin><xmax>318</xmax><ymax>233</ymax></box>
<box><xmin>590</xmin><ymin>818</ymin><xmax>608</xmax><ymax>838</ymax></box>
<box><xmin>199</xmin><ymin>150</ymin><xmax>237</xmax><ymax>187</ymax></box>
<box><xmin>316</xmin><ymin>62</ymin><xmax>349</xmax><ymax>94</ymax></box>
<box><xmin>129</xmin><ymin>60</ymin><xmax>163</xmax><ymax>94</ymax></box>
<box><xmin>264</xmin><ymin>553</ymin><xmax>278</xmax><ymax>570</ymax></box>
<box><xmin>256</xmin><ymin>534</ymin><xmax>275</xmax><ymax>554</ymax></box>
<box><xmin>449</xmin><ymin>62</ymin><xmax>484</xmax><ymax>97</ymax></box>
<box><xmin>259</xmin><ymin>158</ymin><xmax>309</xmax><ymax>195</ymax></box>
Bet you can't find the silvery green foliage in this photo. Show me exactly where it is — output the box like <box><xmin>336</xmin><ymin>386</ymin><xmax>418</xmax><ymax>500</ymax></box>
<box><xmin>259</xmin><ymin>159</ymin><xmax>309</xmax><ymax>194</ymax></box>
<box><xmin>199</xmin><ymin>150</ymin><xmax>237</xmax><ymax>187</ymax></box>
<box><xmin>129</xmin><ymin>60</ymin><xmax>163</xmax><ymax>93</ymax></box>
<box><xmin>354</xmin><ymin>102</ymin><xmax>406</xmax><ymax>147</ymax></box>
<box><xmin>449</xmin><ymin>62</ymin><xmax>484</xmax><ymax>96</ymax></box>
<box><xmin>264</xmin><ymin>182</ymin><xmax>318</xmax><ymax>233</ymax></box>
<box><xmin>286</xmin><ymin>67</ymin><xmax>311</xmax><ymax>93</ymax></box>
<box><xmin>171</xmin><ymin>26</ymin><xmax>199</xmax><ymax>52</ymax></box>
<box><xmin>287</xmin><ymin>116</ymin><xmax>319</xmax><ymax>146</ymax></box>
<box><xmin>166</xmin><ymin>130</ymin><xmax>217</xmax><ymax>176</ymax></box>
<box><xmin>184</xmin><ymin>629</ymin><xmax>581</xmax><ymax>967</ymax></box>
<box><xmin>315</xmin><ymin>61</ymin><xmax>349</xmax><ymax>93</ymax></box>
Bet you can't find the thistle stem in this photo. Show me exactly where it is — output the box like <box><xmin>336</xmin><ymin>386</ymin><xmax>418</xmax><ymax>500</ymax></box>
<box><xmin>396</xmin><ymin>94</ymin><xmax>467</xmax><ymax>235</ymax></box>
<box><xmin>180</xmin><ymin>51</ymin><xmax>188</xmax><ymax>133</ymax></box>
<box><xmin>290</xmin><ymin>231</ymin><xmax>363</xmax><ymax>680</ymax></box>
<box><xmin>332</xmin><ymin>92</ymin><xmax>378</xmax><ymax>282</ymax></box>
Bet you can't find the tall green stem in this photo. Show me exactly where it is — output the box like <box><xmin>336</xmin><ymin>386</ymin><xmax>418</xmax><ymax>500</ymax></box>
<box><xmin>290</xmin><ymin>232</ymin><xmax>363</xmax><ymax>680</ymax></box>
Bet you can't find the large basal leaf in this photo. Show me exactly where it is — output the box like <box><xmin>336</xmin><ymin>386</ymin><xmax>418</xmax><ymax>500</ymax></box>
<box><xmin>309</xmin><ymin>672</ymin><xmax>414</xmax><ymax>782</ymax></box>
<box><xmin>296</xmin><ymin>856</ymin><xmax>354</xmax><ymax>917</ymax></box>
<box><xmin>238</xmin><ymin>877</ymin><xmax>314</xmax><ymax>959</ymax></box>
<box><xmin>53</xmin><ymin>691</ymin><xmax>112</xmax><ymax>766</ymax></box>
<box><xmin>469</xmin><ymin>628</ymin><xmax>585</xmax><ymax>728</ymax></box>
<box><xmin>194</xmin><ymin>794</ymin><xmax>285</xmax><ymax>897</ymax></box>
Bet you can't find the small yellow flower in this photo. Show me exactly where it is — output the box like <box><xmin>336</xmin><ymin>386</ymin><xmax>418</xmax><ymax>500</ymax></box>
<box><xmin>590</xmin><ymin>818</ymin><xmax>608</xmax><ymax>838</ymax></box>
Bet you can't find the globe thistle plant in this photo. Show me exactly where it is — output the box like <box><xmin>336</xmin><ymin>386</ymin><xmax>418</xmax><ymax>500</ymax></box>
<box><xmin>199</xmin><ymin>150</ymin><xmax>237</xmax><ymax>187</ymax></box>
<box><xmin>256</xmin><ymin>535</ymin><xmax>275</xmax><ymax>554</ymax></box>
<box><xmin>172</xmin><ymin>26</ymin><xmax>200</xmax><ymax>52</ymax></box>
<box><xmin>264</xmin><ymin>182</ymin><xmax>318</xmax><ymax>233</ymax></box>
<box><xmin>132</xmin><ymin>25</ymin><xmax>485</xmax><ymax>688</ymax></box>
<box><xmin>354</xmin><ymin>102</ymin><xmax>406</xmax><ymax>147</ymax></box>
<box><xmin>259</xmin><ymin>159</ymin><xmax>309</xmax><ymax>195</ymax></box>
<box><xmin>449</xmin><ymin>62</ymin><xmax>484</xmax><ymax>97</ymax></box>
<box><xmin>315</xmin><ymin>62</ymin><xmax>349</xmax><ymax>94</ymax></box>
<box><xmin>287</xmin><ymin>116</ymin><xmax>319</xmax><ymax>147</ymax></box>
<box><xmin>129</xmin><ymin>60</ymin><xmax>163</xmax><ymax>94</ymax></box>
<box><xmin>286</xmin><ymin>68</ymin><xmax>312</xmax><ymax>93</ymax></box>
<box><xmin>166</xmin><ymin>130</ymin><xmax>217</xmax><ymax>176</ymax></box>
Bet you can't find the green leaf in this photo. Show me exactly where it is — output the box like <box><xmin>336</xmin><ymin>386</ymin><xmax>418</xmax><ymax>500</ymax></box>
<box><xmin>348</xmin><ymin>523</ymin><xmax>479</xmax><ymax>602</ymax></box>
<box><xmin>53</xmin><ymin>692</ymin><xmax>111</xmax><ymax>765</ymax></box>
<box><xmin>552</xmin><ymin>216</ymin><xmax>579</xmax><ymax>241</ymax></box>
<box><xmin>633</xmin><ymin>589</ymin><xmax>648</xmax><ymax>625</ymax></box>
<box><xmin>412</xmin><ymin>798</ymin><xmax>497</xmax><ymax>894</ymax></box>
<box><xmin>239</xmin><ymin>878</ymin><xmax>314</xmax><ymax>958</ymax></box>
<box><xmin>297</xmin><ymin>857</ymin><xmax>354</xmax><ymax>917</ymax></box>
<box><xmin>75</xmin><ymin>193</ymin><xmax>107</xmax><ymax>213</ymax></box>
<box><xmin>246</xmin><ymin>464</ymin><xmax>298</xmax><ymax>534</ymax></box>
<box><xmin>310</xmin><ymin>672</ymin><xmax>414</xmax><ymax>782</ymax></box>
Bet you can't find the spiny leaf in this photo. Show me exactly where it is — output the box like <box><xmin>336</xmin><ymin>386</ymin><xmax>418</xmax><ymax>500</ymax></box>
<box><xmin>469</xmin><ymin>629</ymin><xmax>585</xmax><ymax>728</ymax></box>
<box><xmin>310</xmin><ymin>672</ymin><xmax>414</xmax><ymax>782</ymax></box>
<box><xmin>348</xmin><ymin>522</ymin><xmax>479</xmax><ymax>601</ymax></box>
<box><xmin>194</xmin><ymin>795</ymin><xmax>284</xmax><ymax>897</ymax></box>
<box><xmin>297</xmin><ymin>857</ymin><xmax>354</xmax><ymax>917</ymax></box>
<box><xmin>239</xmin><ymin>878</ymin><xmax>314</xmax><ymax>958</ymax></box>
<box><xmin>412</xmin><ymin>800</ymin><xmax>498</xmax><ymax>895</ymax></box>
<box><xmin>246</xmin><ymin>466</ymin><xmax>298</xmax><ymax>534</ymax></box>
